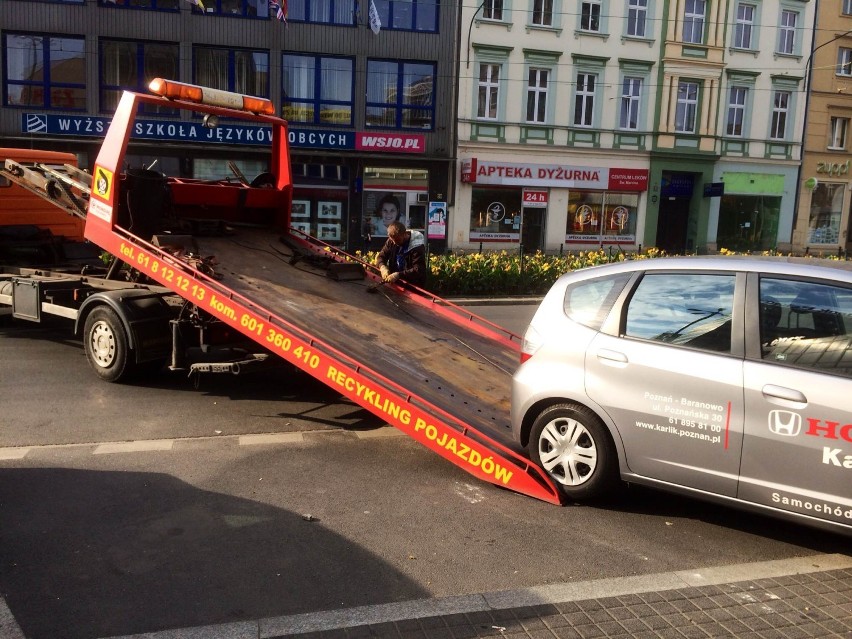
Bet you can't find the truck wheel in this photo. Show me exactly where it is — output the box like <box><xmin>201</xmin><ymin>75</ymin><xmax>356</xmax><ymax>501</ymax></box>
<box><xmin>84</xmin><ymin>306</ymin><xmax>133</xmax><ymax>382</ymax></box>
<box><xmin>528</xmin><ymin>403</ymin><xmax>618</xmax><ymax>501</ymax></box>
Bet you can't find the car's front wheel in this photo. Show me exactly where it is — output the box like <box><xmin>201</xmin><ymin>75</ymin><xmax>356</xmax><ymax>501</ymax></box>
<box><xmin>528</xmin><ymin>403</ymin><xmax>618</xmax><ymax>501</ymax></box>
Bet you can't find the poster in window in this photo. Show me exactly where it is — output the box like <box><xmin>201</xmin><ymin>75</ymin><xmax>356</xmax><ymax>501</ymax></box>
<box><xmin>364</xmin><ymin>191</ymin><xmax>407</xmax><ymax>237</ymax></box>
<box><xmin>428</xmin><ymin>201</ymin><xmax>447</xmax><ymax>239</ymax></box>
<box><xmin>291</xmin><ymin>222</ymin><xmax>311</xmax><ymax>235</ymax></box>
<box><xmin>317</xmin><ymin>223</ymin><xmax>341</xmax><ymax>241</ymax></box>
<box><xmin>318</xmin><ymin>201</ymin><xmax>342</xmax><ymax>219</ymax></box>
<box><xmin>291</xmin><ymin>200</ymin><xmax>310</xmax><ymax>219</ymax></box>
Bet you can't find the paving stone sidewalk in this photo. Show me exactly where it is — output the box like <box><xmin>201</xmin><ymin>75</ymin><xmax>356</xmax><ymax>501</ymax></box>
<box><xmin>269</xmin><ymin>564</ymin><xmax>852</xmax><ymax>639</ymax></box>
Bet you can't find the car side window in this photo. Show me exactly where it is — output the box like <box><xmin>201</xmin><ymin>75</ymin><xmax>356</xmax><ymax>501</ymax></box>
<box><xmin>563</xmin><ymin>273</ymin><xmax>631</xmax><ymax>330</ymax></box>
<box><xmin>759</xmin><ymin>277</ymin><xmax>852</xmax><ymax>377</ymax></box>
<box><xmin>624</xmin><ymin>273</ymin><xmax>735</xmax><ymax>353</ymax></box>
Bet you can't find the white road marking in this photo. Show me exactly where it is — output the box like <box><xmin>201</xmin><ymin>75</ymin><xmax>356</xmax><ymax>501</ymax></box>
<box><xmin>0</xmin><ymin>448</ymin><xmax>29</xmax><ymax>460</ymax></box>
<box><xmin>93</xmin><ymin>440</ymin><xmax>174</xmax><ymax>454</ymax></box>
<box><xmin>239</xmin><ymin>433</ymin><xmax>305</xmax><ymax>445</ymax></box>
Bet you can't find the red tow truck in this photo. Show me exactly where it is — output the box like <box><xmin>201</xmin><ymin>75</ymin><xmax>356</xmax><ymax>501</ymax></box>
<box><xmin>0</xmin><ymin>79</ymin><xmax>560</xmax><ymax>504</ymax></box>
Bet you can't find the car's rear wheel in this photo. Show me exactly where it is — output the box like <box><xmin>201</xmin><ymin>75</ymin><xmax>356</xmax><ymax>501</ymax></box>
<box><xmin>528</xmin><ymin>403</ymin><xmax>618</xmax><ymax>501</ymax></box>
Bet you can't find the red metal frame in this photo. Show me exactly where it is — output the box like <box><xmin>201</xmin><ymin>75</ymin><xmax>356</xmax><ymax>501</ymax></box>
<box><xmin>82</xmin><ymin>88</ymin><xmax>561</xmax><ymax>505</ymax></box>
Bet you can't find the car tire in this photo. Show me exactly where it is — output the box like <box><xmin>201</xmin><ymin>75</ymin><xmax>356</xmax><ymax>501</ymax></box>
<box><xmin>528</xmin><ymin>403</ymin><xmax>618</xmax><ymax>501</ymax></box>
<box><xmin>83</xmin><ymin>306</ymin><xmax>133</xmax><ymax>383</ymax></box>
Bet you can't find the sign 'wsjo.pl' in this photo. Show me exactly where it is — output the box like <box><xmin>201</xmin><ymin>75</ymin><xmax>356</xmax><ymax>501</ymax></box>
<box><xmin>21</xmin><ymin>113</ymin><xmax>425</xmax><ymax>154</ymax></box>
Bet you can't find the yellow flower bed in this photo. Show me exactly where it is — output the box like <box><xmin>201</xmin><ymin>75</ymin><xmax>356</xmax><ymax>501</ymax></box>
<box><xmin>352</xmin><ymin>246</ymin><xmax>849</xmax><ymax>296</ymax></box>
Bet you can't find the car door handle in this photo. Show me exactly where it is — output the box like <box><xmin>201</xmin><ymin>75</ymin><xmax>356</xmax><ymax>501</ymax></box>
<box><xmin>596</xmin><ymin>349</ymin><xmax>628</xmax><ymax>365</ymax></box>
<box><xmin>762</xmin><ymin>384</ymin><xmax>807</xmax><ymax>405</ymax></box>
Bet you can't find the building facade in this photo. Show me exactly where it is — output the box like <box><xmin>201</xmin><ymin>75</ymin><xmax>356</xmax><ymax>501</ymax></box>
<box><xmin>794</xmin><ymin>0</ymin><xmax>852</xmax><ymax>255</ymax></box>
<box><xmin>454</xmin><ymin>0</ymin><xmax>814</xmax><ymax>255</ymax></box>
<box><xmin>0</xmin><ymin>0</ymin><xmax>459</xmax><ymax>253</ymax></box>
<box><xmin>653</xmin><ymin>0</ymin><xmax>811</xmax><ymax>255</ymax></box>
<box><xmin>454</xmin><ymin>0</ymin><xmax>655</xmax><ymax>253</ymax></box>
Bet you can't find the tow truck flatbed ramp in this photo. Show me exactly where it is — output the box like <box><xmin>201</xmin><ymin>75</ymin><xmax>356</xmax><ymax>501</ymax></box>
<box><xmin>107</xmin><ymin>225</ymin><xmax>559</xmax><ymax>504</ymax></box>
<box><xmin>196</xmin><ymin>229</ymin><xmax>520</xmax><ymax>445</ymax></box>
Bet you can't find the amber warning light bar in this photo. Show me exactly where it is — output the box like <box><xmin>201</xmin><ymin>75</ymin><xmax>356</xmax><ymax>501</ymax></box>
<box><xmin>148</xmin><ymin>78</ymin><xmax>275</xmax><ymax>115</ymax></box>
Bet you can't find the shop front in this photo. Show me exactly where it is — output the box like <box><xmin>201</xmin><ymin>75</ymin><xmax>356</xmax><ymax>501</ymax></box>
<box><xmin>13</xmin><ymin>112</ymin><xmax>450</xmax><ymax>253</ymax></box>
<box><xmin>710</xmin><ymin>169</ymin><xmax>792</xmax><ymax>253</ymax></box>
<box><xmin>796</xmin><ymin>158</ymin><xmax>852</xmax><ymax>254</ymax></box>
<box><xmin>457</xmin><ymin>157</ymin><xmax>649</xmax><ymax>252</ymax></box>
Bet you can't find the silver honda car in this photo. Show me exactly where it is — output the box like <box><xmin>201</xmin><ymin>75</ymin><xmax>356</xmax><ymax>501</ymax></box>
<box><xmin>511</xmin><ymin>256</ymin><xmax>852</xmax><ymax>536</ymax></box>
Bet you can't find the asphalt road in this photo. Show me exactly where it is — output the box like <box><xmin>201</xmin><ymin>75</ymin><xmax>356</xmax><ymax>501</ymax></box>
<box><xmin>0</xmin><ymin>304</ymin><xmax>848</xmax><ymax>639</ymax></box>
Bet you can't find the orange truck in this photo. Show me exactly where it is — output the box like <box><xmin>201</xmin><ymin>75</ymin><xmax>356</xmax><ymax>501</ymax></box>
<box><xmin>0</xmin><ymin>147</ymin><xmax>90</xmax><ymax>265</ymax></box>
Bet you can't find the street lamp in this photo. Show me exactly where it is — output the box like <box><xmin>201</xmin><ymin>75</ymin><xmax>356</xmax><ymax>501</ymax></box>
<box><xmin>465</xmin><ymin>1</ymin><xmax>486</xmax><ymax>69</ymax></box>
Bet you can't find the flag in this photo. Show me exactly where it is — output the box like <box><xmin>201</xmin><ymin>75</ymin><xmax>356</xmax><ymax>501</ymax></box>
<box><xmin>368</xmin><ymin>0</ymin><xmax>381</xmax><ymax>34</ymax></box>
<box><xmin>185</xmin><ymin>0</ymin><xmax>206</xmax><ymax>10</ymax></box>
<box><xmin>269</xmin><ymin>0</ymin><xmax>287</xmax><ymax>22</ymax></box>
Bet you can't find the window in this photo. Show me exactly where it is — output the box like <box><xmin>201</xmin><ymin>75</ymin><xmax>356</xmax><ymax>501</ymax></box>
<box><xmin>777</xmin><ymin>10</ymin><xmax>797</xmax><ymax>55</ymax></box>
<box><xmin>574</xmin><ymin>72</ymin><xmax>596</xmax><ymax>127</ymax></box>
<box><xmin>627</xmin><ymin>0</ymin><xmax>647</xmax><ymax>37</ymax></box>
<box><xmin>838</xmin><ymin>48</ymin><xmax>852</xmax><ymax>76</ymax></box>
<box><xmin>580</xmin><ymin>0</ymin><xmax>601</xmax><ymax>31</ymax></box>
<box><xmin>195</xmin><ymin>47</ymin><xmax>269</xmax><ymax>101</ymax></box>
<box><xmin>759</xmin><ymin>278</ymin><xmax>852</xmax><ymax>377</ymax></box>
<box><xmin>717</xmin><ymin>193</ymin><xmax>781</xmax><ymax>251</ymax></box>
<box><xmin>371</xmin><ymin>0</ymin><xmax>438</xmax><ymax>31</ymax></box>
<box><xmin>100</xmin><ymin>40</ymin><xmax>179</xmax><ymax>114</ymax></box>
<box><xmin>675</xmin><ymin>81</ymin><xmax>699</xmax><ymax>133</ymax></box>
<box><xmin>564</xmin><ymin>274</ymin><xmax>632</xmax><ymax>330</ymax></box>
<box><xmin>769</xmin><ymin>90</ymin><xmax>790</xmax><ymax>139</ymax></box>
<box><xmin>682</xmin><ymin>0</ymin><xmax>705</xmax><ymax>44</ymax></box>
<box><xmin>619</xmin><ymin>77</ymin><xmax>642</xmax><ymax>130</ymax></box>
<box><xmin>189</xmin><ymin>0</ymin><xmax>269</xmax><ymax>16</ymax></box>
<box><xmin>532</xmin><ymin>0</ymin><xmax>553</xmax><ymax>26</ymax></box>
<box><xmin>366</xmin><ymin>60</ymin><xmax>435</xmax><ymax>129</ymax></box>
<box><xmin>829</xmin><ymin>117</ymin><xmax>849</xmax><ymax>149</ymax></box>
<box><xmin>808</xmin><ymin>183</ymin><xmax>844</xmax><ymax>244</ymax></box>
<box><xmin>282</xmin><ymin>55</ymin><xmax>353</xmax><ymax>125</ymax></box>
<box><xmin>734</xmin><ymin>3</ymin><xmax>755</xmax><ymax>49</ymax></box>
<box><xmin>726</xmin><ymin>86</ymin><xmax>747</xmax><ymax>136</ymax></box>
<box><xmin>625</xmin><ymin>273</ymin><xmax>735</xmax><ymax>353</ymax></box>
<box><xmin>526</xmin><ymin>68</ymin><xmax>549</xmax><ymax>123</ymax></box>
<box><xmin>566</xmin><ymin>190</ymin><xmax>639</xmax><ymax>243</ymax></box>
<box><xmin>808</xmin><ymin>182</ymin><xmax>846</xmax><ymax>245</ymax></box>
<box><xmin>287</xmin><ymin>0</ymin><xmax>355</xmax><ymax>24</ymax></box>
<box><xmin>469</xmin><ymin>186</ymin><xmax>522</xmax><ymax>242</ymax></box>
<box><xmin>4</xmin><ymin>33</ymin><xmax>86</xmax><ymax>110</ymax></box>
<box><xmin>483</xmin><ymin>0</ymin><xmax>503</xmax><ymax>20</ymax></box>
<box><xmin>477</xmin><ymin>63</ymin><xmax>500</xmax><ymax>120</ymax></box>
<box><xmin>99</xmin><ymin>0</ymin><xmax>179</xmax><ymax>10</ymax></box>
<box><xmin>844</xmin><ymin>0</ymin><xmax>852</xmax><ymax>15</ymax></box>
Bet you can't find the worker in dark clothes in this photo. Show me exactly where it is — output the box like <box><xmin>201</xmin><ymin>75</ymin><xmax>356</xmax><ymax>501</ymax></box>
<box><xmin>375</xmin><ymin>221</ymin><xmax>427</xmax><ymax>287</ymax></box>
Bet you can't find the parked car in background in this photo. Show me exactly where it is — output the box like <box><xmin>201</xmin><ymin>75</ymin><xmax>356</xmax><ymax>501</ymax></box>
<box><xmin>512</xmin><ymin>256</ymin><xmax>852</xmax><ymax>536</ymax></box>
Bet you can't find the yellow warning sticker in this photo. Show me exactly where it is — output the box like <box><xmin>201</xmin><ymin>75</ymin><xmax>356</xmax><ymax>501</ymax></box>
<box><xmin>93</xmin><ymin>166</ymin><xmax>113</xmax><ymax>201</ymax></box>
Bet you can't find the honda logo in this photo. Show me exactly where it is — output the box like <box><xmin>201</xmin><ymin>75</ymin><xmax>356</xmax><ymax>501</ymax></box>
<box><xmin>768</xmin><ymin>410</ymin><xmax>802</xmax><ymax>437</ymax></box>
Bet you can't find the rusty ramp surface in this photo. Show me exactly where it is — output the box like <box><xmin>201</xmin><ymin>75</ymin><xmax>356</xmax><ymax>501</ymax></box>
<box><xmin>195</xmin><ymin>229</ymin><xmax>523</xmax><ymax>451</ymax></box>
